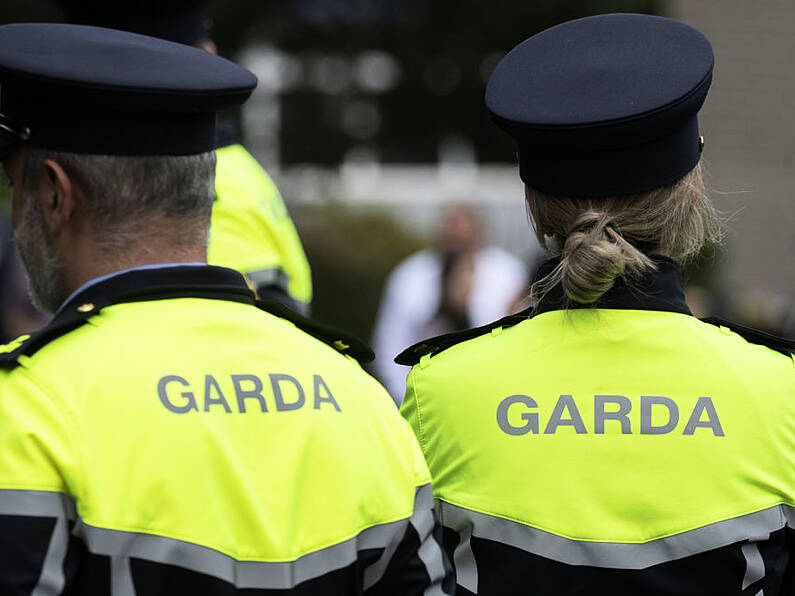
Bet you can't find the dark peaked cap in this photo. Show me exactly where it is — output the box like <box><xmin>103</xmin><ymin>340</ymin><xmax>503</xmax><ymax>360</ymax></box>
<box><xmin>0</xmin><ymin>23</ymin><xmax>257</xmax><ymax>157</ymax></box>
<box><xmin>486</xmin><ymin>14</ymin><xmax>714</xmax><ymax>197</ymax></box>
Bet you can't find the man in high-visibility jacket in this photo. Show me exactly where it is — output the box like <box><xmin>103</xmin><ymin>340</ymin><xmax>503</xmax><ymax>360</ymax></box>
<box><xmin>209</xmin><ymin>138</ymin><xmax>312</xmax><ymax>312</ymax></box>
<box><xmin>0</xmin><ymin>23</ymin><xmax>451</xmax><ymax>594</ymax></box>
<box><xmin>398</xmin><ymin>13</ymin><xmax>795</xmax><ymax>595</ymax></box>
<box><xmin>60</xmin><ymin>0</ymin><xmax>313</xmax><ymax>314</ymax></box>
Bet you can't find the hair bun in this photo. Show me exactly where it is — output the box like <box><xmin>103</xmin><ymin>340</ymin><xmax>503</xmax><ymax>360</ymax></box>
<box><xmin>560</xmin><ymin>211</ymin><xmax>652</xmax><ymax>304</ymax></box>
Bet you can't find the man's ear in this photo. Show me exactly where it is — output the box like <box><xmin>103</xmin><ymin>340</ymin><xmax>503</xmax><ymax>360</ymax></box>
<box><xmin>39</xmin><ymin>158</ymin><xmax>79</xmax><ymax>235</ymax></box>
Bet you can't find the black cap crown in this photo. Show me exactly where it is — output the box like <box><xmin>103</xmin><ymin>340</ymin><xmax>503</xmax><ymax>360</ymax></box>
<box><xmin>0</xmin><ymin>23</ymin><xmax>257</xmax><ymax>157</ymax></box>
<box><xmin>486</xmin><ymin>14</ymin><xmax>714</xmax><ymax>197</ymax></box>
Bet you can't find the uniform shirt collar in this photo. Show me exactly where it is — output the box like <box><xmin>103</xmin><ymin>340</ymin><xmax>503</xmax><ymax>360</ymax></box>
<box><xmin>532</xmin><ymin>254</ymin><xmax>692</xmax><ymax>316</ymax></box>
<box><xmin>55</xmin><ymin>262</ymin><xmax>206</xmax><ymax>316</ymax></box>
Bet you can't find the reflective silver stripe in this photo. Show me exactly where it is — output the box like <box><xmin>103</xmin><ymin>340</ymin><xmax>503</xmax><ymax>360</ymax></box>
<box><xmin>362</xmin><ymin>519</ymin><xmax>409</xmax><ymax>589</ymax></box>
<box><xmin>452</xmin><ymin>523</ymin><xmax>478</xmax><ymax>593</ymax></box>
<box><xmin>77</xmin><ymin>518</ymin><xmax>405</xmax><ymax>589</ymax></box>
<box><xmin>785</xmin><ymin>505</ymin><xmax>795</xmax><ymax>526</ymax></box>
<box><xmin>31</xmin><ymin>517</ymin><xmax>69</xmax><ymax>596</ymax></box>
<box><xmin>0</xmin><ymin>490</ymin><xmax>75</xmax><ymax>596</ymax></box>
<box><xmin>110</xmin><ymin>556</ymin><xmax>136</xmax><ymax>596</ymax></box>
<box><xmin>246</xmin><ymin>267</ymin><xmax>290</xmax><ymax>292</ymax></box>
<box><xmin>363</xmin><ymin>484</ymin><xmax>442</xmax><ymax>590</ymax></box>
<box><xmin>74</xmin><ymin>491</ymin><xmax>427</xmax><ymax>590</ymax></box>
<box><xmin>0</xmin><ymin>489</ymin><xmax>76</xmax><ymax>519</ymax></box>
<box><xmin>440</xmin><ymin>500</ymin><xmax>790</xmax><ymax>569</ymax></box>
<box><xmin>0</xmin><ymin>488</ymin><xmax>433</xmax><ymax>590</ymax></box>
<box><xmin>409</xmin><ymin>484</ymin><xmax>446</xmax><ymax>596</ymax></box>
<box><xmin>741</xmin><ymin>532</ymin><xmax>769</xmax><ymax>591</ymax></box>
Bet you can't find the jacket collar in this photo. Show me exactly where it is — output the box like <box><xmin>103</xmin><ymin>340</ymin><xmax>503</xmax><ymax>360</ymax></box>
<box><xmin>57</xmin><ymin>264</ymin><xmax>255</xmax><ymax>318</ymax></box>
<box><xmin>532</xmin><ymin>255</ymin><xmax>692</xmax><ymax>317</ymax></box>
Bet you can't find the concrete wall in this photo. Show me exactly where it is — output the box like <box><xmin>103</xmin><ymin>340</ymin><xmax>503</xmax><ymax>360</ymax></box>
<box><xmin>669</xmin><ymin>0</ymin><xmax>795</xmax><ymax>296</ymax></box>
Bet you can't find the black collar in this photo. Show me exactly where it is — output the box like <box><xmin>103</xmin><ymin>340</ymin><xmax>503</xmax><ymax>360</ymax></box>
<box><xmin>58</xmin><ymin>265</ymin><xmax>255</xmax><ymax>316</ymax></box>
<box><xmin>0</xmin><ymin>265</ymin><xmax>374</xmax><ymax>364</ymax></box>
<box><xmin>533</xmin><ymin>255</ymin><xmax>692</xmax><ymax>316</ymax></box>
<box><xmin>396</xmin><ymin>256</ymin><xmax>795</xmax><ymax>366</ymax></box>
<box><xmin>395</xmin><ymin>256</ymin><xmax>795</xmax><ymax>365</ymax></box>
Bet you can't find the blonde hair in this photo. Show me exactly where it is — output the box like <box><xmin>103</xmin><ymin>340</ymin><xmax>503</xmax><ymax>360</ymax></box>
<box><xmin>527</xmin><ymin>163</ymin><xmax>722</xmax><ymax>305</ymax></box>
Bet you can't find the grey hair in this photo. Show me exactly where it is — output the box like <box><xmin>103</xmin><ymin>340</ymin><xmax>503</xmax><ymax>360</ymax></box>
<box><xmin>527</xmin><ymin>163</ymin><xmax>723</xmax><ymax>305</ymax></box>
<box><xmin>21</xmin><ymin>147</ymin><xmax>216</xmax><ymax>254</ymax></box>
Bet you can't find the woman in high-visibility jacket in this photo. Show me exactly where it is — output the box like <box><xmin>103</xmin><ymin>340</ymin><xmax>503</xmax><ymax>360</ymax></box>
<box><xmin>397</xmin><ymin>13</ymin><xmax>795</xmax><ymax>596</ymax></box>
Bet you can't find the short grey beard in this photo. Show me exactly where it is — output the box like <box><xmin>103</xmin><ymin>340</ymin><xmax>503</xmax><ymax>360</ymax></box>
<box><xmin>13</xmin><ymin>195</ymin><xmax>67</xmax><ymax>315</ymax></box>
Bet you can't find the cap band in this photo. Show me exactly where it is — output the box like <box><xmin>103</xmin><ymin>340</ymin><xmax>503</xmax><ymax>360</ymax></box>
<box><xmin>518</xmin><ymin>117</ymin><xmax>701</xmax><ymax>197</ymax></box>
<box><xmin>2</xmin><ymin>90</ymin><xmax>215</xmax><ymax>156</ymax></box>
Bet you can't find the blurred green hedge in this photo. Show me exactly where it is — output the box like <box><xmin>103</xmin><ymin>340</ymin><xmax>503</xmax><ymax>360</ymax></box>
<box><xmin>294</xmin><ymin>205</ymin><xmax>425</xmax><ymax>348</ymax></box>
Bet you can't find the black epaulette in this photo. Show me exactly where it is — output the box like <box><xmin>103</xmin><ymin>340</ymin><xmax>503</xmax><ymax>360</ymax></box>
<box><xmin>395</xmin><ymin>307</ymin><xmax>534</xmax><ymax>366</ymax></box>
<box><xmin>701</xmin><ymin>317</ymin><xmax>794</xmax><ymax>357</ymax></box>
<box><xmin>258</xmin><ymin>301</ymin><xmax>375</xmax><ymax>364</ymax></box>
<box><xmin>0</xmin><ymin>299</ymin><xmax>109</xmax><ymax>367</ymax></box>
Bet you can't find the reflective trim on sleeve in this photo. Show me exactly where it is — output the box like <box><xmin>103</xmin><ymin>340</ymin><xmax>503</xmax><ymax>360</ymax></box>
<box><xmin>31</xmin><ymin>516</ymin><xmax>70</xmax><ymax>596</ymax></box>
<box><xmin>110</xmin><ymin>556</ymin><xmax>136</xmax><ymax>596</ymax></box>
<box><xmin>246</xmin><ymin>267</ymin><xmax>290</xmax><ymax>293</ymax></box>
<box><xmin>441</xmin><ymin>500</ymin><xmax>794</xmax><ymax>569</ymax></box>
<box><xmin>408</xmin><ymin>484</ymin><xmax>447</xmax><ymax>596</ymax></box>
<box><xmin>363</xmin><ymin>484</ymin><xmax>436</xmax><ymax>590</ymax></box>
<box><xmin>452</xmin><ymin>522</ymin><xmax>478</xmax><ymax>593</ymax></box>
<box><xmin>741</xmin><ymin>535</ymin><xmax>768</xmax><ymax>590</ymax></box>
<box><xmin>0</xmin><ymin>489</ymin><xmax>76</xmax><ymax>596</ymax></box>
<box><xmin>362</xmin><ymin>519</ymin><xmax>410</xmax><ymax>590</ymax></box>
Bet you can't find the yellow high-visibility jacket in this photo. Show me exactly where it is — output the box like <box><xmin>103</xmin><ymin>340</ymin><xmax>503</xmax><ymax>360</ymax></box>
<box><xmin>208</xmin><ymin>143</ymin><xmax>312</xmax><ymax>313</ymax></box>
<box><xmin>0</xmin><ymin>264</ymin><xmax>451</xmax><ymax>594</ymax></box>
<box><xmin>399</xmin><ymin>256</ymin><xmax>795</xmax><ymax>596</ymax></box>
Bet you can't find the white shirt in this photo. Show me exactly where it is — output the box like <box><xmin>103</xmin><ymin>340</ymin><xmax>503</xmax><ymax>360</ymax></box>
<box><xmin>372</xmin><ymin>246</ymin><xmax>529</xmax><ymax>403</ymax></box>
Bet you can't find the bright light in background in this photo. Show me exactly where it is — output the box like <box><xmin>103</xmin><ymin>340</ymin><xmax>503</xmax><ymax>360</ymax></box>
<box><xmin>438</xmin><ymin>134</ymin><xmax>478</xmax><ymax>194</ymax></box>
<box><xmin>353</xmin><ymin>51</ymin><xmax>402</xmax><ymax>93</ymax></box>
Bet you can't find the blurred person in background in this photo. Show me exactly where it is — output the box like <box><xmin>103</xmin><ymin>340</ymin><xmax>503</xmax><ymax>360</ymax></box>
<box><xmin>60</xmin><ymin>0</ymin><xmax>313</xmax><ymax>314</ymax></box>
<box><xmin>397</xmin><ymin>14</ymin><xmax>795</xmax><ymax>595</ymax></box>
<box><xmin>0</xmin><ymin>23</ymin><xmax>451</xmax><ymax>593</ymax></box>
<box><xmin>372</xmin><ymin>204</ymin><xmax>528</xmax><ymax>403</ymax></box>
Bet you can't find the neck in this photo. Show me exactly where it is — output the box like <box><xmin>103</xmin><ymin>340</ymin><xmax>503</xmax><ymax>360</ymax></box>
<box><xmin>61</xmin><ymin>240</ymin><xmax>206</xmax><ymax>299</ymax></box>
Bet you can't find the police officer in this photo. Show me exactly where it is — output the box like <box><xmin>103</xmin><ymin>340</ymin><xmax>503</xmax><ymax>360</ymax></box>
<box><xmin>396</xmin><ymin>13</ymin><xmax>795</xmax><ymax>595</ymax></box>
<box><xmin>0</xmin><ymin>23</ymin><xmax>452</xmax><ymax>594</ymax></box>
<box><xmin>60</xmin><ymin>0</ymin><xmax>313</xmax><ymax>314</ymax></box>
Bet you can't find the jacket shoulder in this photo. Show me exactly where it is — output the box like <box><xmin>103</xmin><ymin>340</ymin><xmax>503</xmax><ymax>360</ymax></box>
<box><xmin>0</xmin><ymin>303</ymin><xmax>102</xmax><ymax>368</ymax></box>
<box><xmin>699</xmin><ymin>316</ymin><xmax>794</xmax><ymax>358</ymax></box>
<box><xmin>258</xmin><ymin>300</ymin><xmax>374</xmax><ymax>363</ymax></box>
<box><xmin>395</xmin><ymin>307</ymin><xmax>533</xmax><ymax>366</ymax></box>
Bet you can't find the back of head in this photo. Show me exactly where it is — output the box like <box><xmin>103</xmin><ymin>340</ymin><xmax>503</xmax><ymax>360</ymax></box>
<box><xmin>527</xmin><ymin>163</ymin><xmax>722</xmax><ymax>305</ymax></box>
<box><xmin>0</xmin><ymin>23</ymin><xmax>256</xmax><ymax>310</ymax></box>
<box><xmin>20</xmin><ymin>148</ymin><xmax>216</xmax><ymax>254</ymax></box>
<box><xmin>485</xmin><ymin>14</ymin><xmax>720</xmax><ymax>306</ymax></box>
